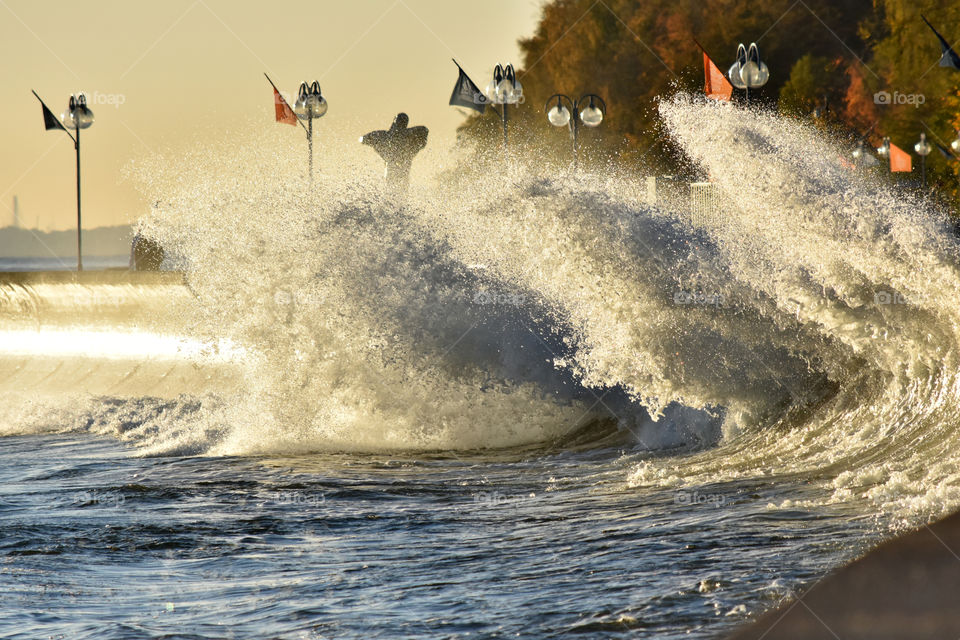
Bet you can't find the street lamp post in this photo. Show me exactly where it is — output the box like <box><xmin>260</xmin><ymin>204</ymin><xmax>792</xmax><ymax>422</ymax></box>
<box><xmin>59</xmin><ymin>94</ymin><xmax>95</xmax><ymax>271</ymax></box>
<box><xmin>914</xmin><ymin>132</ymin><xmax>932</xmax><ymax>188</ymax></box>
<box><xmin>544</xmin><ymin>93</ymin><xmax>606</xmax><ymax>170</ymax></box>
<box><xmin>485</xmin><ymin>64</ymin><xmax>522</xmax><ymax>149</ymax></box>
<box><xmin>293</xmin><ymin>81</ymin><xmax>327</xmax><ymax>181</ymax></box>
<box><xmin>728</xmin><ymin>43</ymin><xmax>769</xmax><ymax>105</ymax></box>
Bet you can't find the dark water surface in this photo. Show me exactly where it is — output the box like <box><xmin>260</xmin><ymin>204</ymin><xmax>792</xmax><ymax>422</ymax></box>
<box><xmin>0</xmin><ymin>432</ymin><xmax>880</xmax><ymax>639</ymax></box>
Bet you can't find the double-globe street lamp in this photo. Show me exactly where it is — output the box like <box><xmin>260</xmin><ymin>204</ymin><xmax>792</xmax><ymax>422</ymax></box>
<box><xmin>485</xmin><ymin>64</ymin><xmax>523</xmax><ymax>149</ymax></box>
<box><xmin>544</xmin><ymin>93</ymin><xmax>606</xmax><ymax>169</ymax></box>
<box><xmin>62</xmin><ymin>95</ymin><xmax>94</xmax><ymax>271</ymax></box>
<box><xmin>728</xmin><ymin>43</ymin><xmax>769</xmax><ymax>105</ymax></box>
<box><xmin>293</xmin><ymin>81</ymin><xmax>328</xmax><ymax>181</ymax></box>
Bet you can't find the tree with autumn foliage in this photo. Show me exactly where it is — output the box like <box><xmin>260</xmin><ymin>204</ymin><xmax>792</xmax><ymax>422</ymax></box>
<box><xmin>453</xmin><ymin>0</ymin><xmax>960</xmax><ymax>211</ymax></box>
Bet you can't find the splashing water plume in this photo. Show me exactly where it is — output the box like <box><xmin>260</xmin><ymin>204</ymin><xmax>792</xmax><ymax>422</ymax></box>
<box><xmin>5</xmin><ymin>97</ymin><xmax>960</xmax><ymax>524</ymax></box>
<box><xmin>627</xmin><ymin>95</ymin><xmax>960</xmax><ymax>520</ymax></box>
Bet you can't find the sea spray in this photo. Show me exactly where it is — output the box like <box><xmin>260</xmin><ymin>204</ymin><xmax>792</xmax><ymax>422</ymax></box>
<box><xmin>133</xmin><ymin>146</ymin><xmax>623</xmax><ymax>455</ymax></box>
<box><xmin>626</xmin><ymin>95</ymin><xmax>960</xmax><ymax>519</ymax></box>
<box><xmin>3</xmin><ymin>98</ymin><xmax>960</xmax><ymax>521</ymax></box>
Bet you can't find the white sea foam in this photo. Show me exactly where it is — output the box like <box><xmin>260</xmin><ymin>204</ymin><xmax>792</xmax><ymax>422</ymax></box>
<box><xmin>624</xmin><ymin>95</ymin><xmax>960</xmax><ymax>520</ymax></box>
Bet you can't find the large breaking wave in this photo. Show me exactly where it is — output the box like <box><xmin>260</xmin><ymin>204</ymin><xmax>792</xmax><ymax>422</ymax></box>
<box><xmin>3</xmin><ymin>95</ymin><xmax>960</xmax><ymax>518</ymax></box>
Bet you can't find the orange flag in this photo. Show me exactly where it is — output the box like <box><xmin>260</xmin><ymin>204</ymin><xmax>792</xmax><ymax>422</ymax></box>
<box><xmin>703</xmin><ymin>51</ymin><xmax>733</xmax><ymax>101</ymax></box>
<box><xmin>889</xmin><ymin>143</ymin><xmax>912</xmax><ymax>172</ymax></box>
<box><xmin>272</xmin><ymin>86</ymin><xmax>297</xmax><ymax>126</ymax></box>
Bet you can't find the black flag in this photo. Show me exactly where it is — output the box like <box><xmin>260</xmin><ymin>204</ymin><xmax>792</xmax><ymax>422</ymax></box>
<box><xmin>449</xmin><ymin>60</ymin><xmax>486</xmax><ymax>114</ymax></box>
<box><xmin>921</xmin><ymin>14</ymin><xmax>960</xmax><ymax>70</ymax></box>
<box><xmin>41</xmin><ymin>101</ymin><xmax>65</xmax><ymax>131</ymax></box>
<box><xmin>32</xmin><ymin>90</ymin><xmax>66</xmax><ymax>131</ymax></box>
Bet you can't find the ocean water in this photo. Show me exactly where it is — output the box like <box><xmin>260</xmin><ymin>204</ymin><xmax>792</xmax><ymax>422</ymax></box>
<box><xmin>0</xmin><ymin>433</ymin><xmax>873</xmax><ymax>639</ymax></box>
<box><xmin>2</xmin><ymin>96</ymin><xmax>959</xmax><ymax>639</ymax></box>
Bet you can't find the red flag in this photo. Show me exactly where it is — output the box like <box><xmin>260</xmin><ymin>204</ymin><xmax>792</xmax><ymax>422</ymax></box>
<box><xmin>889</xmin><ymin>143</ymin><xmax>912</xmax><ymax>172</ymax></box>
<box><xmin>703</xmin><ymin>51</ymin><xmax>733</xmax><ymax>101</ymax></box>
<box><xmin>273</xmin><ymin>86</ymin><xmax>297</xmax><ymax>126</ymax></box>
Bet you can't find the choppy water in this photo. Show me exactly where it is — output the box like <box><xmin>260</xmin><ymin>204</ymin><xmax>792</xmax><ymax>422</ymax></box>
<box><xmin>1</xmin><ymin>433</ymin><xmax>876</xmax><ymax>640</ymax></box>
<box><xmin>2</xmin><ymin>96</ymin><xmax>960</xmax><ymax>638</ymax></box>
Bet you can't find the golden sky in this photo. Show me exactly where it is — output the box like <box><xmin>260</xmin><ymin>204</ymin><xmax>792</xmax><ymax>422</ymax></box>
<box><xmin>0</xmin><ymin>0</ymin><xmax>544</xmax><ymax>230</ymax></box>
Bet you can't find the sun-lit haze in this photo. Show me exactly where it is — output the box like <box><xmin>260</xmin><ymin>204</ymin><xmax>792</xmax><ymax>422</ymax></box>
<box><xmin>0</xmin><ymin>0</ymin><xmax>544</xmax><ymax>231</ymax></box>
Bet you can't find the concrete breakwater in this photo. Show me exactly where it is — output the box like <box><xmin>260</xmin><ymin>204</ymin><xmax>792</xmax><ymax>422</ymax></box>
<box><xmin>726</xmin><ymin>509</ymin><xmax>960</xmax><ymax>640</ymax></box>
<box><xmin>0</xmin><ymin>270</ymin><xmax>182</xmax><ymax>284</ymax></box>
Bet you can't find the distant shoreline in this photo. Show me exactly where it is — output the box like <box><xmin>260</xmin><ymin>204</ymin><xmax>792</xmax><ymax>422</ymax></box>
<box><xmin>0</xmin><ymin>224</ymin><xmax>133</xmax><ymax>259</ymax></box>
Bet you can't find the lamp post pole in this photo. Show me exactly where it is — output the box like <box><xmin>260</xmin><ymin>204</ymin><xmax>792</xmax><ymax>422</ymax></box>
<box><xmin>75</xmin><ymin>126</ymin><xmax>82</xmax><ymax>271</ymax></box>
<box><xmin>914</xmin><ymin>133</ymin><xmax>931</xmax><ymax>189</ymax></box>
<box><xmin>308</xmin><ymin>116</ymin><xmax>314</xmax><ymax>179</ymax></box>
<box><xmin>502</xmin><ymin>100</ymin><xmax>509</xmax><ymax>150</ymax></box>
<box><xmin>294</xmin><ymin>81</ymin><xmax>327</xmax><ymax>183</ymax></box>
<box><xmin>486</xmin><ymin>64</ymin><xmax>522</xmax><ymax>150</ymax></box>
<box><xmin>545</xmin><ymin>93</ymin><xmax>607</xmax><ymax>170</ymax></box>
<box><xmin>63</xmin><ymin>94</ymin><xmax>94</xmax><ymax>271</ymax></box>
<box><xmin>572</xmin><ymin>104</ymin><xmax>577</xmax><ymax>168</ymax></box>
<box><xmin>877</xmin><ymin>136</ymin><xmax>891</xmax><ymax>174</ymax></box>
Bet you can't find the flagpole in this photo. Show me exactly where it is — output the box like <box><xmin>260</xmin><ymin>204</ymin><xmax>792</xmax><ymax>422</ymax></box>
<box><xmin>264</xmin><ymin>74</ymin><xmax>308</xmax><ymax>134</ymax></box>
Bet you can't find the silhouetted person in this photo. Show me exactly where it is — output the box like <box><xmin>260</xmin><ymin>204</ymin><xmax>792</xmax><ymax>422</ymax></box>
<box><xmin>360</xmin><ymin>113</ymin><xmax>428</xmax><ymax>194</ymax></box>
